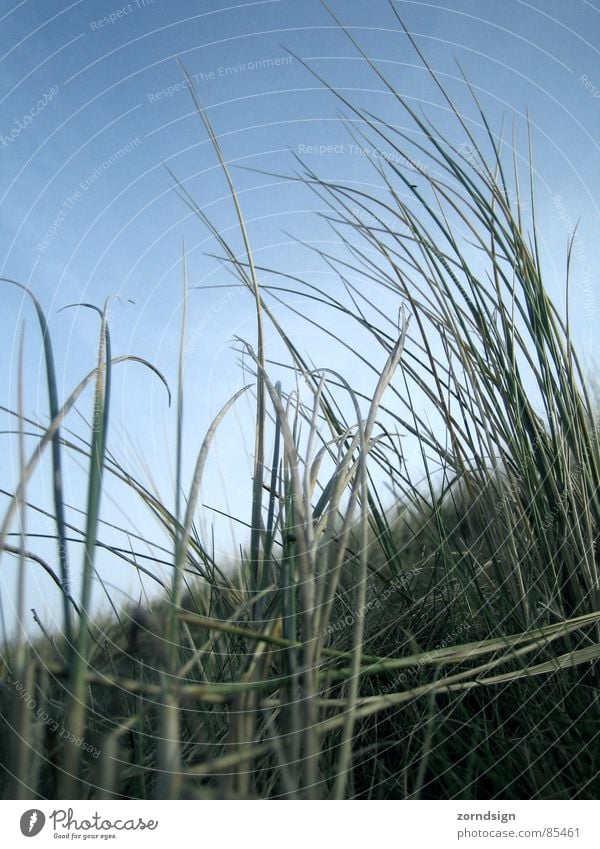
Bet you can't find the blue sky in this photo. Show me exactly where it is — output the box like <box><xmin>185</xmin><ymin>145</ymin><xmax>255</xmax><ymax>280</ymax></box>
<box><xmin>1</xmin><ymin>0</ymin><xmax>599</xmax><ymax>636</ymax></box>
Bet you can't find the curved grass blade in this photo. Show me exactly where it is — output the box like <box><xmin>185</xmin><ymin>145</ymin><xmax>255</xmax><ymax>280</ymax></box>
<box><xmin>2</xmin><ymin>278</ymin><xmax>73</xmax><ymax>645</ymax></box>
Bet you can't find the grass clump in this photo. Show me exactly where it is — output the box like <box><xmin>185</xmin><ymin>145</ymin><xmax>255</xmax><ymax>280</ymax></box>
<box><xmin>1</xmin><ymin>9</ymin><xmax>599</xmax><ymax>799</ymax></box>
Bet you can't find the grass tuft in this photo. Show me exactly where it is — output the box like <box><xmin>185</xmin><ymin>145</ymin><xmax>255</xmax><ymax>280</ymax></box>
<box><xmin>1</xmin><ymin>12</ymin><xmax>599</xmax><ymax>799</ymax></box>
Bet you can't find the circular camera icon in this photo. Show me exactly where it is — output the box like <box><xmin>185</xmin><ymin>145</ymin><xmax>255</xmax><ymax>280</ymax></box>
<box><xmin>20</xmin><ymin>810</ymin><xmax>46</xmax><ymax>837</ymax></box>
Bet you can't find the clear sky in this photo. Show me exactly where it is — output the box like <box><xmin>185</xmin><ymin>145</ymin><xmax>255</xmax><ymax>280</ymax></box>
<box><xmin>1</xmin><ymin>0</ymin><xmax>599</xmax><ymax>636</ymax></box>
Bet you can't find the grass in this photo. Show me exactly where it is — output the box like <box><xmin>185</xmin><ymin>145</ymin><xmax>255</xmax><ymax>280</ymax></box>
<box><xmin>1</xmin><ymin>6</ymin><xmax>599</xmax><ymax>799</ymax></box>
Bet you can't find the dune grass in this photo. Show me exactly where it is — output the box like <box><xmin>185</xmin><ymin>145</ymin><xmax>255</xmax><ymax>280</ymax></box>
<box><xmin>1</xmin><ymin>10</ymin><xmax>599</xmax><ymax>799</ymax></box>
